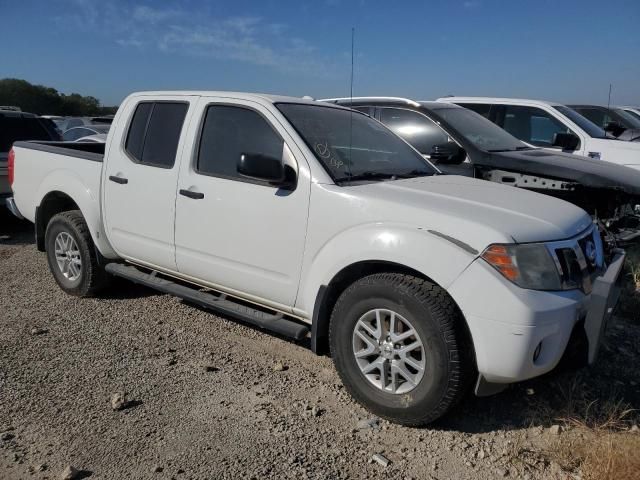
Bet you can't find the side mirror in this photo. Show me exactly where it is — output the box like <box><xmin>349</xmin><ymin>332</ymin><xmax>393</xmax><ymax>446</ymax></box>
<box><xmin>237</xmin><ymin>153</ymin><xmax>295</xmax><ymax>188</ymax></box>
<box><xmin>429</xmin><ymin>144</ymin><xmax>466</xmax><ymax>165</ymax></box>
<box><xmin>552</xmin><ymin>132</ymin><xmax>579</xmax><ymax>150</ymax></box>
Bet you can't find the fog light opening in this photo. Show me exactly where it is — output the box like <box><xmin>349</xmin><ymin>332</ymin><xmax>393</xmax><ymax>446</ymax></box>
<box><xmin>533</xmin><ymin>341</ymin><xmax>543</xmax><ymax>362</ymax></box>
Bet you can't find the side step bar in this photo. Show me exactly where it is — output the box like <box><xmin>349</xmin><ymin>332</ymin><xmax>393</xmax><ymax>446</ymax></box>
<box><xmin>105</xmin><ymin>263</ymin><xmax>310</xmax><ymax>341</ymax></box>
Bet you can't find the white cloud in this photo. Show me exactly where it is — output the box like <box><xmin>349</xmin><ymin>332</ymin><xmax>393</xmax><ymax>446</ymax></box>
<box><xmin>57</xmin><ymin>2</ymin><xmax>334</xmax><ymax>76</ymax></box>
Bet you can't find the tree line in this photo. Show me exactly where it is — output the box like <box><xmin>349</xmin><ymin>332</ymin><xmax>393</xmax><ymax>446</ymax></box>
<box><xmin>0</xmin><ymin>78</ymin><xmax>118</xmax><ymax>116</ymax></box>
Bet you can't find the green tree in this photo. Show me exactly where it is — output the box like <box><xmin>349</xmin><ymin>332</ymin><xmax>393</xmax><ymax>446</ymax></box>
<box><xmin>0</xmin><ymin>78</ymin><xmax>118</xmax><ymax>116</ymax></box>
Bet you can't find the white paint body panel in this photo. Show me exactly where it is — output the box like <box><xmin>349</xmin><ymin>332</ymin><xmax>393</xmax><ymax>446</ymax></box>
<box><xmin>437</xmin><ymin>96</ymin><xmax>640</xmax><ymax>169</ymax></box>
<box><xmin>10</xmin><ymin>90</ymin><xmax>607</xmax><ymax>385</ymax></box>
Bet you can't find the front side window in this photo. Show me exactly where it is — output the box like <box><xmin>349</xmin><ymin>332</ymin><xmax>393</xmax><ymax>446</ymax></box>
<box><xmin>553</xmin><ymin>106</ymin><xmax>606</xmax><ymax>139</ymax></box>
<box><xmin>379</xmin><ymin>108</ymin><xmax>450</xmax><ymax>155</ymax></box>
<box><xmin>277</xmin><ymin>103</ymin><xmax>437</xmax><ymax>183</ymax></box>
<box><xmin>125</xmin><ymin>102</ymin><xmax>188</xmax><ymax>168</ymax></box>
<box><xmin>197</xmin><ymin>105</ymin><xmax>284</xmax><ymax>180</ymax></box>
<box><xmin>433</xmin><ymin>107</ymin><xmax>527</xmax><ymax>152</ymax></box>
<box><xmin>502</xmin><ymin>105</ymin><xmax>571</xmax><ymax>147</ymax></box>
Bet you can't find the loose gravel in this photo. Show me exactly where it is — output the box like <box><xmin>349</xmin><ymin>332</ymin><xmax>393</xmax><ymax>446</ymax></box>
<box><xmin>1</xmin><ymin>212</ymin><xmax>638</xmax><ymax>479</ymax></box>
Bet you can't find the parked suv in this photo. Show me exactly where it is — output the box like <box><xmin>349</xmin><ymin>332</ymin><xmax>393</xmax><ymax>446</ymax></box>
<box><xmin>323</xmin><ymin>97</ymin><xmax>640</xmax><ymax>244</ymax></box>
<box><xmin>436</xmin><ymin>97</ymin><xmax>640</xmax><ymax>169</ymax></box>
<box><xmin>1</xmin><ymin>109</ymin><xmax>60</xmax><ymax>204</ymax></box>
<box><xmin>568</xmin><ymin>105</ymin><xmax>640</xmax><ymax>141</ymax></box>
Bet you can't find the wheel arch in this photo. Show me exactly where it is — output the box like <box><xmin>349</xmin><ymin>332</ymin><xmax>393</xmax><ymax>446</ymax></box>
<box><xmin>34</xmin><ymin>179</ymin><xmax>117</xmax><ymax>259</ymax></box>
<box><xmin>310</xmin><ymin>259</ymin><xmax>474</xmax><ymax>360</ymax></box>
<box><xmin>35</xmin><ymin>191</ymin><xmax>79</xmax><ymax>251</ymax></box>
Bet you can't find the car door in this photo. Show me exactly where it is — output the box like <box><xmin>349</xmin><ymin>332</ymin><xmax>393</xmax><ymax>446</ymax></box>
<box><xmin>174</xmin><ymin>97</ymin><xmax>310</xmax><ymax>311</ymax></box>
<box><xmin>102</xmin><ymin>95</ymin><xmax>197</xmax><ymax>271</ymax></box>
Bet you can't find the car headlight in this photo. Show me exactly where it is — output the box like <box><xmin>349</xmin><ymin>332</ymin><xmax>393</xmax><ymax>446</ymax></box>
<box><xmin>481</xmin><ymin>243</ymin><xmax>563</xmax><ymax>290</ymax></box>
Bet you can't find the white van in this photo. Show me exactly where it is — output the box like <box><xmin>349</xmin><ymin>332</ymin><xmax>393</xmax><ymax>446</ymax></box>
<box><xmin>436</xmin><ymin>97</ymin><xmax>640</xmax><ymax>170</ymax></box>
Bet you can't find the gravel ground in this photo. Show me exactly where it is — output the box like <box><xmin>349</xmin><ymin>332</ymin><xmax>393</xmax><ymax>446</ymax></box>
<box><xmin>1</xmin><ymin>210</ymin><xmax>638</xmax><ymax>480</ymax></box>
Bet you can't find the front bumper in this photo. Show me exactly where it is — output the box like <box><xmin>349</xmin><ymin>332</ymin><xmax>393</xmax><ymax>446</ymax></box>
<box><xmin>448</xmin><ymin>249</ymin><xmax>626</xmax><ymax>386</ymax></box>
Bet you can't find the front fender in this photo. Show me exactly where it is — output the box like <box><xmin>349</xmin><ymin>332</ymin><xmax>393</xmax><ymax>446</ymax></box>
<box><xmin>35</xmin><ymin>169</ymin><xmax>117</xmax><ymax>258</ymax></box>
<box><xmin>297</xmin><ymin>222</ymin><xmax>477</xmax><ymax>315</ymax></box>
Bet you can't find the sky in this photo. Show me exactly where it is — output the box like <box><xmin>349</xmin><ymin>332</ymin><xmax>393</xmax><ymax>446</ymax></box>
<box><xmin>1</xmin><ymin>0</ymin><xmax>639</xmax><ymax>107</ymax></box>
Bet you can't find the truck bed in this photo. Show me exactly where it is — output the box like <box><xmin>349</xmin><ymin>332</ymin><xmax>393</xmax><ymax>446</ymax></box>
<box><xmin>11</xmin><ymin>141</ymin><xmax>105</xmax><ymax>226</ymax></box>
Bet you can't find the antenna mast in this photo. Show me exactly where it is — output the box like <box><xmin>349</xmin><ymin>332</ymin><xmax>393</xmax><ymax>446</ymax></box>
<box><xmin>350</xmin><ymin>27</ymin><xmax>354</xmax><ymax>102</ymax></box>
<box><xmin>607</xmin><ymin>83</ymin><xmax>612</xmax><ymax>110</ymax></box>
<box><xmin>347</xmin><ymin>27</ymin><xmax>355</xmax><ymax>178</ymax></box>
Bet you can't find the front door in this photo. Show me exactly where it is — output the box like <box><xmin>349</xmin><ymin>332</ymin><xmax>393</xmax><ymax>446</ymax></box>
<box><xmin>103</xmin><ymin>96</ymin><xmax>196</xmax><ymax>270</ymax></box>
<box><xmin>174</xmin><ymin>98</ymin><xmax>310</xmax><ymax>310</ymax></box>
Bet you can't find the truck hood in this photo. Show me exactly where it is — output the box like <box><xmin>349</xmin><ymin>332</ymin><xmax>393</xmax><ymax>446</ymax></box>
<box><xmin>474</xmin><ymin>148</ymin><xmax>640</xmax><ymax>196</ymax></box>
<box><xmin>357</xmin><ymin>175</ymin><xmax>592</xmax><ymax>250</ymax></box>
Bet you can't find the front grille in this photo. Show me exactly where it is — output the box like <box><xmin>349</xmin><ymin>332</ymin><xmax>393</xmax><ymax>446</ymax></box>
<box><xmin>547</xmin><ymin>225</ymin><xmax>604</xmax><ymax>294</ymax></box>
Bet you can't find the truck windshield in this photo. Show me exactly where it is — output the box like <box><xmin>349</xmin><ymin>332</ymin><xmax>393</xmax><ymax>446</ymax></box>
<box><xmin>553</xmin><ymin>106</ymin><xmax>607</xmax><ymax>139</ymax></box>
<box><xmin>431</xmin><ymin>107</ymin><xmax>528</xmax><ymax>152</ymax></box>
<box><xmin>276</xmin><ymin>103</ymin><xmax>437</xmax><ymax>183</ymax></box>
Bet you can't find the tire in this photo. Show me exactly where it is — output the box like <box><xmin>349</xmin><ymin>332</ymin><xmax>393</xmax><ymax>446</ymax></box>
<box><xmin>45</xmin><ymin>210</ymin><xmax>110</xmax><ymax>297</ymax></box>
<box><xmin>329</xmin><ymin>273</ymin><xmax>472</xmax><ymax>426</ymax></box>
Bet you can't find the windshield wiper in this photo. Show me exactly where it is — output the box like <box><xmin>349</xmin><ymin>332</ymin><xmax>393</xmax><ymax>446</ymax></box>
<box><xmin>397</xmin><ymin>169</ymin><xmax>434</xmax><ymax>178</ymax></box>
<box><xmin>487</xmin><ymin>147</ymin><xmax>530</xmax><ymax>152</ymax></box>
<box><xmin>334</xmin><ymin>171</ymin><xmax>399</xmax><ymax>183</ymax></box>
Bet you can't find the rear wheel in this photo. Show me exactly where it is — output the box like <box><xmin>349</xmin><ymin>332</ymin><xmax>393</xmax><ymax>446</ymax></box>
<box><xmin>45</xmin><ymin>210</ymin><xmax>110</xmax><ymax>297</ymax></box>
<box><xmin>329</xmin><ymin>273</ymin><xmax>472</xmax><ymax>426</ymax></box>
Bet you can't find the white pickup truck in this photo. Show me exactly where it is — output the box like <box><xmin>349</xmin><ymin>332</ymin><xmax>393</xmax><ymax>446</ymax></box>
<box><xmin>437</xmin><ymin>96</ymin><xmax>640</xmax><ymax>169</ymax></box>
<box><xmin>7</xmin><ymin>91</ymin><xmax>625</xmax><ymax>425</ymax></box>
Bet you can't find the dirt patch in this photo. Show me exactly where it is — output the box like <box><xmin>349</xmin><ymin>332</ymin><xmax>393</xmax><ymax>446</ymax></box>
<box><xmin>1</xmin><ymin>220</ymin><xmax>638</xmax><ymax>479</ymax></box>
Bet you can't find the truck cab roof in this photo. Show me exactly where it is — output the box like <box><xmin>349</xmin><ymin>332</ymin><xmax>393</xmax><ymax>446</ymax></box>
<box><xmin>436</xmin><ymin>96</ymin><xmax>565</xmax><ymax>108</ymax></box>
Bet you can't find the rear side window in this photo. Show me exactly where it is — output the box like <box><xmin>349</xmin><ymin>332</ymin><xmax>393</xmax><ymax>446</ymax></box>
<box><xmin>0</xmin><ymin>116</ymin><xmax>55</xmax><ymax>152</ymax></box>
<box><xmin>125</xmin><ymin>102</ymin><xmax>188</xmax><ymax>168</ymax></box>
<box><xmin>196</xmin><ymin>105</ymin><xmax>283</xmax><ymax>180</ymax></box>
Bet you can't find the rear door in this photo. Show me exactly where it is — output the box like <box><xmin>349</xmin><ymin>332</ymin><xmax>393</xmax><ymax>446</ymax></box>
<box><xmin>174</xmin><ymin>96</ymin><xmax>310</xmax><ymax>310</ymax></box>
<box><xmin>102</xmin><ymin>95</ymin><xmax>197</xmax><ymax>271</ymax></box>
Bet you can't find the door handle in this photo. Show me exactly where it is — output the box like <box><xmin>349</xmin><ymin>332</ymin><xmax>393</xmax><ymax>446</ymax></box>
<box><xmin>179</xmin><ymin>189</ymin><xmax>205</xmax><ymax>199</ymax></box>
<box><xmin>109</xmin><ymin>175</ymin><xmax>128</xmax><ymax>185</ymax></box>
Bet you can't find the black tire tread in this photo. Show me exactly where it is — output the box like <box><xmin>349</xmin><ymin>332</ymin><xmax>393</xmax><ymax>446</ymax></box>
<box><xmin>329</xmin><ymin>272</ymin><xmax>473</xmax><ymax>426</ymax></box>
<box><xmin>46</xmin><ymin>210</ymin><xmax>110</xmax><ymax>297</ymax></box>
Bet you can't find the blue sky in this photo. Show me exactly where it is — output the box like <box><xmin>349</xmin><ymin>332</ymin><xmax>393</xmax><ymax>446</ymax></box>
<box><xmin>1</xmin><ymin>0</ymin><xmax>639</xmax><ymax>106</ymax></box>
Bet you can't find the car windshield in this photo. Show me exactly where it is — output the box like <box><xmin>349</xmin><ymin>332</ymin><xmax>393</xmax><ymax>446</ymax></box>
<box><xmin>553</xmin><ymin>106</ymin><xmax>607</xmax><ymax>138</ymax></box>
<box><xmin>276</xmin><ymin>103</ymin><xmax>437</xmax><ymax>183</ymax></box>
<box><xmin>615</xmin><ymin>109</ymin><xmax>640</xmax><ymax>129</ymax></box>
<box><xmin>624</xmin><ymin>109</ymin><xmax>640</xmax><ymax>122</ymax></box>
<box><xmin>432</xmin><ymin>106</ymin><xmax>528</xmax><ymax>152</ymax></box>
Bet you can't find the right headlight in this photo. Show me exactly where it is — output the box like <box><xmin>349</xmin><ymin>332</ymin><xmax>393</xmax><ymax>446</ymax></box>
<box><xmin>481</xmin><ymin>243</ymin><xmax>563</xmax><ymax>291</ymax></box>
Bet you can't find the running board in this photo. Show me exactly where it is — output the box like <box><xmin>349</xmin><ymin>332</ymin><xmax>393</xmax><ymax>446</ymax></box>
<box><xmin>105</xmin><ymin>263</ymin><xmax>309</xmax><ymax>341</ymax></box>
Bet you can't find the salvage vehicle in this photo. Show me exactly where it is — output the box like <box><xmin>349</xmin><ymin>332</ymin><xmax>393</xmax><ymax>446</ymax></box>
<box><xmin>568</xmin><ymin>105</ymin><xmax>640</xmax><ymax>142</ymax></box>
<box><xmin>7</xmin><ymin>91</ymin><xmax>625</xmax><ymax>425</ymax></box>
<box><xmin>62</xmin><ymin>124</ymin><xmax>110</xmax><ymax>141</ymax></box>
<box><xmin>1</xmin><ymin>108</ymin><xmax>61</xmax><ymax>206</ymax></box>
<box><xmin>323</xmin><ymin>97</ymin><xmax>640</xmax><ymax>245</ymax></box>
<box><xmin>436</xmin><ymin>96</ymin><xmax>640</xmax><ymax>170</ymax></box>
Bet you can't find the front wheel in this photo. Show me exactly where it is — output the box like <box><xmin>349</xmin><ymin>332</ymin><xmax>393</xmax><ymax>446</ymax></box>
<box><xmin>329</xmin><ymin>273</ymin><xmax>472</xmax><ymax>426</ymax></box>
<box><xmin>45</xmin><ymin>210</ymin><xmax>110</xmax><ymax>297</ymax></box>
